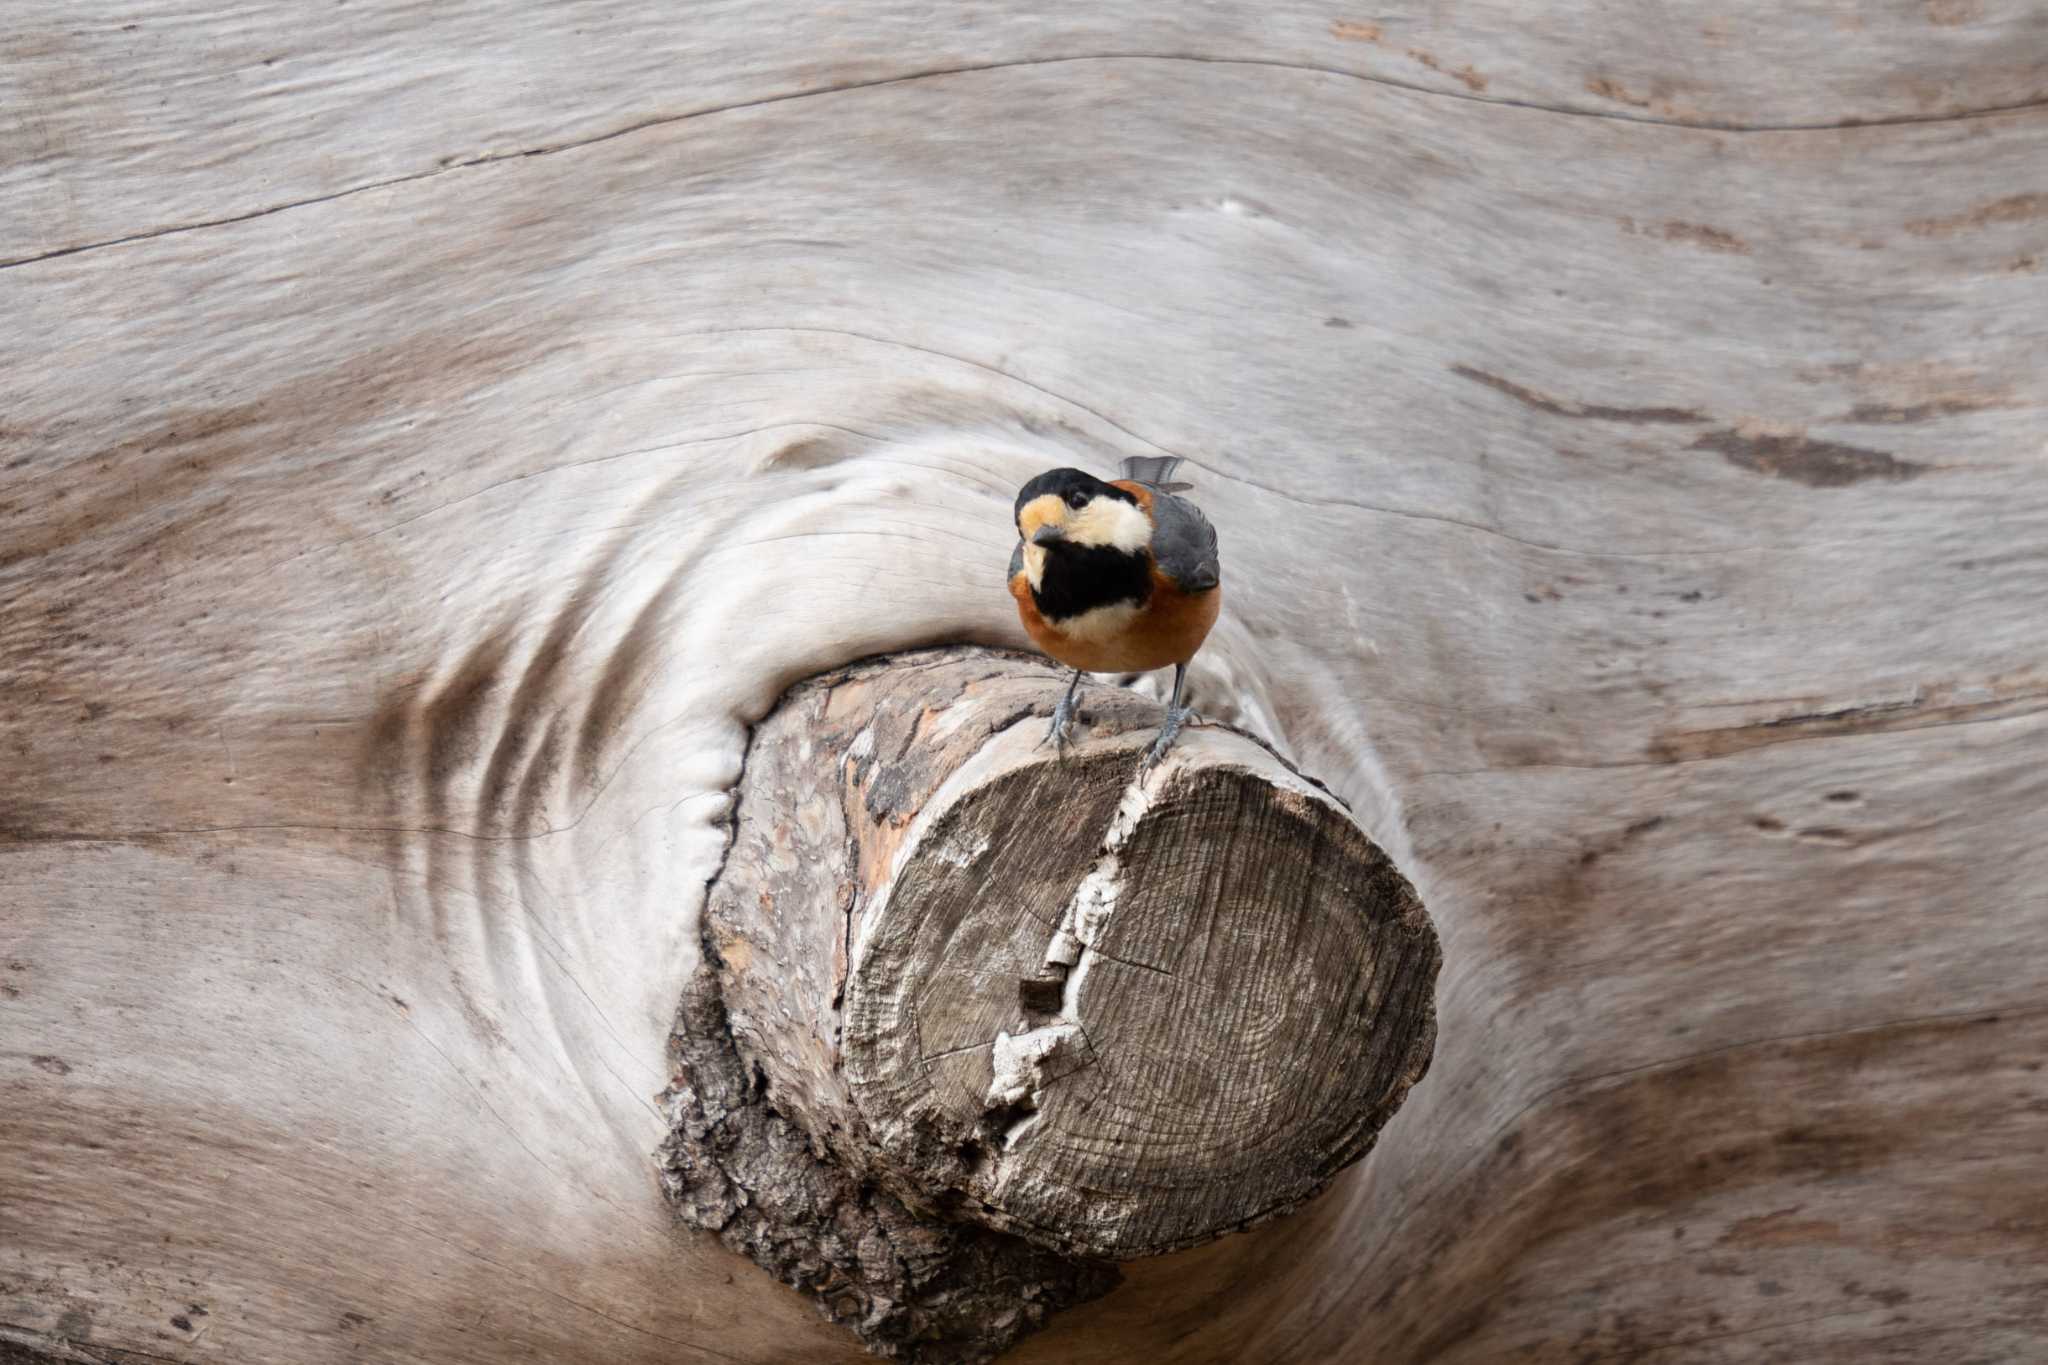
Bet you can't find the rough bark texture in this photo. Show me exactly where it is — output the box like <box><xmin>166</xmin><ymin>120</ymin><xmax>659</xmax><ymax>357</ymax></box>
<box><xmin>665</xmin><ymin>649</ymin><xmax>1436</xmax><ymax>1358</ymax></box>
<box><xmin>5</xmin><ymin>2</ymin><xmax>2047</xmax><ymax>1362</ymax></box>
<box><xmin>659</xmin><ymin>962</ymin><xmax>1120</xmax><ymax>1365</ymax></box>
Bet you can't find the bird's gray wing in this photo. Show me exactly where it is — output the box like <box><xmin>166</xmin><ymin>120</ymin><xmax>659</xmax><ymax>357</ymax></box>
<box><xmin>1148</xmin><ymin>489</ymin><xmax>1220</xmax><ymax>592</ymax></box>
<box><xmin>1119</xmin><ymin>455</ymin><xmax>1193</xmax><ymax>493</ymax></box>
<box><xmin>1008</xmin><ymin>539</ymin><xmax>1025</xmax><ymax>581</ymax></box>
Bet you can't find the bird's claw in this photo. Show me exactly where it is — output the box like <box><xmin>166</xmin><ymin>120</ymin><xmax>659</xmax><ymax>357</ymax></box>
<box><xmin>1140</xmin><ymin>704</ymin><xmax>1192</xmax><ymax>772</ymax></box>
<box><xmin>1038</xmin><ymin>693</ymin><xmax>1080</xmax><ymax>758</ymax></box>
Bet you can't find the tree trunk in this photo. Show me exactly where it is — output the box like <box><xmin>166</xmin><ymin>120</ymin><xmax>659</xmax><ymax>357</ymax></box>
<box><xmin>4</xmin><ymin>3</ymin><xmax>2045</xmax><ymax>1364</ymax></box>
<box><xmin>662</xmin><ymin>648</ymin><xmax>1435</xmax><ymax>1359</ymax></box>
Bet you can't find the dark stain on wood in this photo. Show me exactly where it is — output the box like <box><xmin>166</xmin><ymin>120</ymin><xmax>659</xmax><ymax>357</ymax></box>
<box><xmin>451</xmin><ymin>971</ymin><xmax>509</xmax><ymax>1050</ymax></box>
<box><xmin>1923</xmin><ymin>0</ymin><xmax>1984</xmax><ymax>24</ymax></box>
<box><xmin>0</xmin><ymin>796</ymin><xmax>70</xmax><ymax>846</ymax></box>
<box><xmin>1451</xmin><ymin>366</ymin><xmax>1707</xmax><ymax>425</ymax></box>
<box><xmin>1585</xmin><ymin>75</ymin><xmax>1652</xmax><ymax>107</ymax></box>
<box><xmin>1404</xmin><ymin>47</ymin><xmax>1488</xmax><ymax>91</ymax></box>
<box><xmin>1657</xmin><ymin>220</ymin><xmax>1750</xmax><ymax>254</ymax></box>
<box><xmin>1649</xmin><ymin>680</ymin><xmax>2048</xmax><ymax>762</ymax></box>
<box><xmin>1576</xmin><ymin>814</ymin><xmax>1667</xmax><ymax>871</ymax></box>
<box><xmin>1849</xmin><ymin>1281</ymin><xmax>1913</xmax><ymax>1306</ymax></box>
<box><xmin>1905</xmin><ymin>192</ymin><xmax>2048</xmax><ymax>236</ymax></box>
<box><xmin>1839</xmin><ymin>397</ymin><xmax>1994</xmax><ymax>424</ymax></box>
<box><xmin>1756</xmin><ymin>699</ymin><xmax>1921</xmax><ymax>730</ymax></box>
<box><xmin>1616</xmin><ymin>215</ymin><xmax>1750</xmax><ymax>253</ymax></box>
<box><xmin>1691</xmin><ymin>429</ymin><xmax>1926</xmax><ymax>487</ymax></box>
<box><xmin>1719</xmin><ymin>1207</ymin><xmax>1843</xmax><ymax>1247</ymax></box>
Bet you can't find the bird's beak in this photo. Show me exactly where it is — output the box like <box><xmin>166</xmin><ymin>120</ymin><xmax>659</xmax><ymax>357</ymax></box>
<box><xmin>1030</xmin><ymin>525</ymin><xmax>1066</xmax><ymax>547</ymax></box>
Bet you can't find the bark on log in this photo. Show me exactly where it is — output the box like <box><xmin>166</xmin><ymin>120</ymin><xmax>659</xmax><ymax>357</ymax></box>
<box><xmin>663</xmin><ymin>649</ymin><xmax>1437</xmax><ymax>1359</ymax></box>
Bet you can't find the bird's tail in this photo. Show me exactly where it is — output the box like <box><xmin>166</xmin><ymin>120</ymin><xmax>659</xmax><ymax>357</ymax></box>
<box><xmin>1119</xmin><ymin>455</ymin><xmax>1195</xmax><ymax>492</ymax></box>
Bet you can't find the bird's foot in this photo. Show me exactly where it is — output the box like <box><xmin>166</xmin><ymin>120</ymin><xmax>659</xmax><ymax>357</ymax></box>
<box><xmin>1038</xmin><ymin>690</ymin><xmax>1081</xmax><ymax>757</ymax></box>
<box><xmin>1141</xmin><ymin>703</ymin><xmax>1193</xmax><ymax>771</ymax></box>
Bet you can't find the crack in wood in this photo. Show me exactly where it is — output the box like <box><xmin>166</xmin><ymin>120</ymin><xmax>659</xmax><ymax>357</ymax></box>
<box><xmin>12</xmin><ymin>56</ymin><xmax>2043</xmax><ymax>272</ymax></box>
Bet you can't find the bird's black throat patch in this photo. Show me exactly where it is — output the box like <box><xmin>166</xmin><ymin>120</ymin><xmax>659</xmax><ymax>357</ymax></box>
<box><xmin>1032</xmin><ymin>543</ymin><xmax>1152</xmax><ymax>621</ymax></box>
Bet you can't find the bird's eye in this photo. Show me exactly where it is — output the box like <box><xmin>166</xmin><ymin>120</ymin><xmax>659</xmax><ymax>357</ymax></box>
<box><xmin>1066</xmin><ymin>490</ymin><xmax>1089</xmax><ymax>510</ymax></box>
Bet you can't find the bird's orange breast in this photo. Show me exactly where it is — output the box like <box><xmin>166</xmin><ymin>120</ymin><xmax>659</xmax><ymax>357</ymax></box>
<box><xmin>1010</xmin><ymin>564</ymin><xmax>1219</xmax><ymax>674</ymax></box>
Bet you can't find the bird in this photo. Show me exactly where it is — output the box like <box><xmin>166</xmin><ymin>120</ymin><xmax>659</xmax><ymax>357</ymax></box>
<box><xmin>1008</xmin><ymin>455</ymin><xmax>1221</xmax><ymax>768</ymax></box>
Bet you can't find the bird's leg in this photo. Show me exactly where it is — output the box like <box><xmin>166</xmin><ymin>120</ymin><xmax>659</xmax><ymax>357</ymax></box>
<box><xmin>1143</xmin><ymin>663</ymin><xmax>1194</xmax><ymax>770</ymax></box>
<box><xmin>1039</xmin><ymin>667</ymin><xmax>1086</xmax><ymax>755</ymax></box>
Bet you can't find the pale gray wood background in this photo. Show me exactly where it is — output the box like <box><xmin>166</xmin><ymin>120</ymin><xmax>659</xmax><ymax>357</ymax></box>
<box><xmin>4</xmin><ymin>3</ymin><xmax>2044</xmax><ymax>1361</ymax></box>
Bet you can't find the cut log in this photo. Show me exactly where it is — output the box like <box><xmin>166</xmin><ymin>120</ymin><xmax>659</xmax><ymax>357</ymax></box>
<box><xmin>662</xmin><ymin>647</ymin><xmax>1438</xmax><ymax>1359</ymax></box>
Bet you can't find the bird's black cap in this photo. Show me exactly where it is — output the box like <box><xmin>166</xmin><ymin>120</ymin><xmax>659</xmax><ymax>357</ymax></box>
<box><xmin>1013</xmin><ymin>467</ymin><xmax>1137</xmax><ymax>526</ymax></box>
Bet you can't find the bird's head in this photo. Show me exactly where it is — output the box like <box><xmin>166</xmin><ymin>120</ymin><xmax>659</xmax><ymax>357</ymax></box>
<box><xmin>1013</xmin><ymin>468</ymin><xmax>1151</xmax><ymax>586</ymax></box>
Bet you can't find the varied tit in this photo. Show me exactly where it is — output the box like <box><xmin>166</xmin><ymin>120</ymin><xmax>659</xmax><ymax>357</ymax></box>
<box><xmin>1008</xmin><ymin>455</ymin><xmax>1221</xmax><ymax>767</ymax></box>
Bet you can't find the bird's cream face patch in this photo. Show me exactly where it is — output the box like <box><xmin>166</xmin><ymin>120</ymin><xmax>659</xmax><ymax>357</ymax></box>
<box><xmin>1016</xmin><ymin>494</ymin><xmax>1066</xmax><ymax>543</ymax></box>
<box><xmin>1069</xmin><ymin>496</ymin><xmax>1152</xmax><ymax>554</ymax></box>
<box><xmin>1022</xmin><ymin>541</ymin><xmax>1048</xmax><ymax>589</ymax></box>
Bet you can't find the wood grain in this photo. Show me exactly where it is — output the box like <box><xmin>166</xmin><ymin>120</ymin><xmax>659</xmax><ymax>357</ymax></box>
<box><xmin>2</xmin><ymin>3</ymin><xmax>2044</xmax><ymax>1362</ymax></box>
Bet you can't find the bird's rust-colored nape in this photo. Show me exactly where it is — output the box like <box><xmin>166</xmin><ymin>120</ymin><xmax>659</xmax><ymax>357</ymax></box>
<box><xmin>1108</xmin><ymin>479</ymin><xmax>1155</xmax><ymax>512</ymax></box>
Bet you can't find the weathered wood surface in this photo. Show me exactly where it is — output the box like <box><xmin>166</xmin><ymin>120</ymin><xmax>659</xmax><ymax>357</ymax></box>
<box><xmin>3</xmin><ymin>2</ymin><xmax>2046</xmax><ymax>1363</ymax></box>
